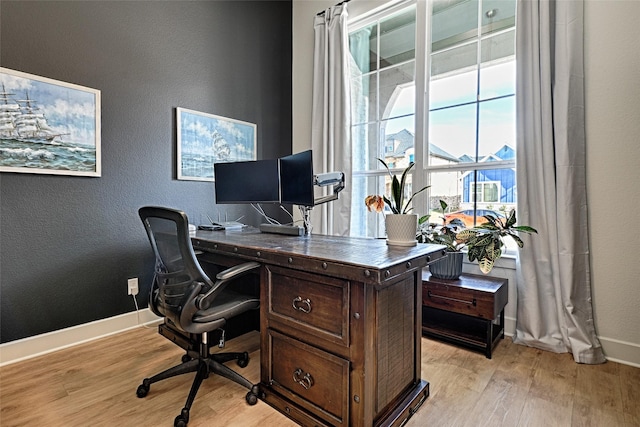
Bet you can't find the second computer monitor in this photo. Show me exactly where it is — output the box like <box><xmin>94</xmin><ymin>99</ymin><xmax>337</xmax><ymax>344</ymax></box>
<box><xmin>279</xmin><ymin>150</ymin><xmax>314</xmax><ymax>207</ymax></box>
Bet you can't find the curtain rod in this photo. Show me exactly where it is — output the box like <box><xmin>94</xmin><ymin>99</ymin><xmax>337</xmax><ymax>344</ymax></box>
<box><xmin>316</xmin><ymin>0</ymin><xmax>351</xmax><ymax>16</ymax></box>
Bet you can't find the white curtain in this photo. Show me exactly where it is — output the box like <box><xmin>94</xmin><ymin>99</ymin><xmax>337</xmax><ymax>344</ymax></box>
<box><xmin>311</xmin><ymin>4</ymin><xmax>352</xmax><ymax>236</ymax></box>
<box><xmin>514</xmin><ymin>0</ymin><xmax>605</xmax><ymax>364</ymax></box>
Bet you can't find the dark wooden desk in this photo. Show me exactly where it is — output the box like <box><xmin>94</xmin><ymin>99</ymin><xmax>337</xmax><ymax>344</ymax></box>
<box><xmin>192</xmin><ymin>229</ymin><xmax>445</xmax><ymax>427</ymax></box>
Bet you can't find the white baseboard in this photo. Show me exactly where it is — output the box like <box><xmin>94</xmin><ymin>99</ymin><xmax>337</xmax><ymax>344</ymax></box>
<box><xmin>504</xmin><ymin>319</ymin><xmax>639</xmax><ymax>367</ymax></box>
<box><xmin>598</xmin><ymin>336</ymin><xmax>640</xmax><ymax>368</ymax></box>
<box><xmin>3</xmin><ymin>309</ymin><xmax>638</xmax><ymax>369</ymax></box>
<box><xmin>504</xmin><ymin>315</ymin><xmax>516</xmax><ymax>337</ymax></box>
<box><xmin>0</xmin><ymin>308</ymin><xmax>161</xmax><ymax>367</ymax></box>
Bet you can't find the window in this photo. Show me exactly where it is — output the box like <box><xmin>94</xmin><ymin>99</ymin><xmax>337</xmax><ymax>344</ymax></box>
<box><xmin>349</xmin><ymin>3</ymin><xmax>418</xmax><ymax>237</ymax></box>
<box><xmin>348</xmin><ymin>0</ymin><xmax>517</xmax><ymax>237</ymax></box>
<box><xmin>471</xmin><ymin>181</ymin><xmax>500</xmax><ymax>203</ymax></box>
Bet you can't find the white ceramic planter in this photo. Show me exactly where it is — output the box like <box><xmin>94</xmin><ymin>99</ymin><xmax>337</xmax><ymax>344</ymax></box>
<box><xmin>385</xmin><ymin>214</ymin><xmax>418</xmax><ymax>247</ymax></box>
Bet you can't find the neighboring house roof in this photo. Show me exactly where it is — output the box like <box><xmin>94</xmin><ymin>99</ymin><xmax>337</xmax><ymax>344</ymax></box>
<box><xmin>385</xmin><ymin>129</ymin><xmax>515</xmax><ymax>165</ymax></box>
<box><xmin>479</xmin><ymin>153</ymin><xmax>503</xmax><ymax>163</ymax></box>
<box><xmin>386</xmin><ymin>129</ymin><xmax>459</xmax><ymax>163</ymax></box>
<box><xmin>386</xmin><ymin>129</ymin><xmax>414</xmax><ymax>158</ymax></box>
<box><xmin>429</xmin><ymin>143</ymin><xmax>459</xmax><ymax>162</ymax></box>
<box><xmin>460</xmin><ymin>145</ymin><xmax>514</xmax><ymax>163</ymax></box>
<box><xmin>494</xmin><ymin>144</ymin><xmax>515</xmax><ymax>160</ymax></box>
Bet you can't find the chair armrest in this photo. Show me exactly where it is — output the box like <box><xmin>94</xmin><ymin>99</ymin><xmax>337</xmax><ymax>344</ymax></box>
<box><xmin>216</xmin><ymin>261</ymin><xmax>261</xmax><ymax>281</ymax></box>
<box><xmin>195</xmin><ymin>261</ymin><xmax>261</xmax><ymax>310</ymax></box>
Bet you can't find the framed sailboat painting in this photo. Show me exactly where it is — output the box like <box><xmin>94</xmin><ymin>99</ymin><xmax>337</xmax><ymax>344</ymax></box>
<box><xmin>0</xmin><ymin>67</ymin><xmax>101</xmax><ymax>177</ymax></box>
<box><xmin>176</xmin><ymin>107</ymin><xmax>256</xmax><ymax>181</ymax></box>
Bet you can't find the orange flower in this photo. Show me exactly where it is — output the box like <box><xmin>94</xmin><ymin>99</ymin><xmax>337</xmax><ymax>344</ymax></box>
<box><xmin>365</xmin><ymin>195</ymin><xmax>385</xmax><ymax>213</ymax></box>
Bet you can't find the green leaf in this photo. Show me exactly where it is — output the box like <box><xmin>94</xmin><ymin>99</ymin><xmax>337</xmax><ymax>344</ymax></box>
<box><xmin>377</xmin><ymin>158</ymin><xmax>392</xmax><ymax>175</ymax></box>
<box><xmin>399</xmin><ymin>162</ymin><xmax>415</xmax><ymax>191</ymax></box>
<box><xmin>456</xmin><ymin>229</ymin><xmax>475</xmax><ymax>243</ymax></box>
<box><xmin>478</xmin><ymin>257</ymin><xmax>494</xmax><ymax>274</ymax></box>
<box><xmin>513</xmin><ymin>225</ymin><xmax>538</xmax><ymax>234</ymax></box>
<box><xmin>489</xmin><ymin>245</ymin><xmax>502</xmax><ymax>261</ymax></box>
<box><xmin>418</xmin><ymin>215</ymin><xmax>430</xmax><ymax>225</ymax></box>
<box><xmin>466</xmin><ymin>245</ymin><xmax>481</xmax><ymax>262</ymax></box>
<box><xmin>476</xmin><ymin>218</ymin><xmax>500</xmax><ymax>231</ymax></box>
<box><xmin>506</xmin><ymin>209</ymin><xmax>517</xmax><ymax>228</ymax></box>
<box><xmin>382</xmin><ymin>195</ymin><xmax>398</xmax><ymax>214</ymax></box>
<box><xmin>510</xmin><ymin>233</ymin><xmax>524</xmax><ymax>248</ymax></box>
<box><xmin>391</xmin><ymin>175</ymin><xmax>401</xmax><ymax>212</ymax></box>
<box><xmin>398</xmin><ymin>162</ymin><xmax>414</xmax><ymax>213</ymax></box>
<box><xmin>472</xmin><ymin>232</ymin><xmax>493</xmax><ymax>246</ymax></box>
<box><xmin>402</xmin><ymin>185</ymin><xmax>429</xmax><ymax>214</ymax></box>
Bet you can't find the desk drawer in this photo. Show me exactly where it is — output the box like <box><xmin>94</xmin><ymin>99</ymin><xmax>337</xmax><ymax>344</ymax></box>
<box><xmin>423</xmin><ymin>281</ymin><xmax>495</xmax><ymax>319</ymax></box>
<box><xmin>267</xmin><ymin>266</ymin><xmax>349</xmax><ymax>347</ymax></box>
<box><xmin>267</xmin><ymin>329</ymin><xmax>349</xmax><ymax>425</ymax></box>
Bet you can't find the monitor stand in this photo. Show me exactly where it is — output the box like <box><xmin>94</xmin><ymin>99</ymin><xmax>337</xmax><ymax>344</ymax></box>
<box><xmin>300</xmin><ymin>206</ymin><xmax>312</xmax><ymax>236</ymax></box>
<box><xmin>259</xmin><ymin>223</ymin><xmax>304</xmax><ymax>236</ymax></box>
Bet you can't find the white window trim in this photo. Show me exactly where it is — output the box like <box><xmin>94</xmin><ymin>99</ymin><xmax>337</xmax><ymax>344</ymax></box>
<box><xmin>348</xmin><ymin>0</ymin><xmax>416</xmax><ymax>32</ymax></box>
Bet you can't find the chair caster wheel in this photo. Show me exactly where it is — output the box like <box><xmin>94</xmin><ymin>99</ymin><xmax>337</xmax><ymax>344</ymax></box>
<box><xmin>174</xmin><ymin>408</ymin><xmax>189</xmax><ymax>426</ymax></box>
<box><xmin>246</xmin><ymin>384</ymin><xmax>260</xmax><ymax>405</ymax></box>
<box><xmin>136</xmin><ymin>383</ymin><xmax>149</xmax><ymax>398</ymax></box>
<box><xmin>181</xmin><ymin>354</ymin><xmax>192</xmax><ymax>363</ymax></box>
<box><xmin>237</xmin><ymin>352</ymin><xmax>249</xmax><ymax>368</ymax></box>
<box><xmin>246</xmin><ymin>391</ymin><xmax>258</xmax><ymax>405</ymax></box>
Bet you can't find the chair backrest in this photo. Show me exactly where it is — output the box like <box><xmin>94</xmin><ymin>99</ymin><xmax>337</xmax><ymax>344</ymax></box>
<box><xmin>138</xmin><ymin>206</ymin><xmax>212</xmax><ymax>332</ymax></box>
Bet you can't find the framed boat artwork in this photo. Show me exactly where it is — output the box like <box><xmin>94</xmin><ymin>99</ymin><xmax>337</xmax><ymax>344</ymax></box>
<box><xmin>0</xmin><ymin>67</ymin><xmax>101</xmax><ymax>177</ymax></box>
<box><xmin>176</xmin><ymin>107</ymin><xmax>256</xmax><ymax>181</ymax></box>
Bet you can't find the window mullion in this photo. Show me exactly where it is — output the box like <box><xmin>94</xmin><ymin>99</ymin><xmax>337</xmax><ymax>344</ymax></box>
<box><xmin>413</xmin><ymin>0</ymin><xmax>429</xmax><ymax>212</ymax></box>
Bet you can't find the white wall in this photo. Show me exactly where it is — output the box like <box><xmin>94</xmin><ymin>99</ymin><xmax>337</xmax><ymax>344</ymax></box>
<box><xmin>293</xmin><ymin>0</ymin><xmax>640</xmax><ymax>366</ymax></box>
<box><xmin>584</xmin><ymin>0</ymin><xmax>640</xmax><ymax>366</ymax></box>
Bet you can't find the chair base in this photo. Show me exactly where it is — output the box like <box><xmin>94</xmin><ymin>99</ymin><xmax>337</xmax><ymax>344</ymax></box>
<box><xmin>136</xmin><ymin>350</ymin><xmax>260</xmax><ymax>426</ymax></box>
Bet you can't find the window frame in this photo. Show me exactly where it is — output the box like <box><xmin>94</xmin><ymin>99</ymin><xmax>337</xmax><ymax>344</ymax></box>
<box><xmin>347</xmin><ymin>0</ymin><xmax>517</xmax><ymax>237</ymax></box>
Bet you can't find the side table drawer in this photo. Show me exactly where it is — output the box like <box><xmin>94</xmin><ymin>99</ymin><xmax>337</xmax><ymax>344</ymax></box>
<box><xmin>266</xmin><ymin>329</ymin><xmax>349</xmax><ymax>425</ymax></box>
<box><xmin>423</xmin><ymin>282</ymin><xmax>495</xmax><ymax>319</ymax></box>
<box><xmin>422</xmin><ymin>272</ymin><xmax>508</xmax><ymax>320</ymax></box>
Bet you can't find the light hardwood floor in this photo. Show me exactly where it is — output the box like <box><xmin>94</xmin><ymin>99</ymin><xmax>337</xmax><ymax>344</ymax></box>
<box><xmin>1</xmin><ymin>326</ymin><xmax>638</xmax><ymax>427</ymax></box>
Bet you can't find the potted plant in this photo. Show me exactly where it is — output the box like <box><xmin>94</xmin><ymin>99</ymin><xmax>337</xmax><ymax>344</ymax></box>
<box><xmin>417</xmin><ymin>200</ymin><xmax>537</xmax><ymax>278</ymax></box>
<box><xmin>417</xmin><ymin>200</ymin><xmax>471</xmax><ymax>278</ymax></box>
<box><xmin>465</xmin><ymin>209</ymin><xmax>538</xmax><ymax>274</ymax></box>
<box><xmin>365</xmin><ymin>159</ymin><xmax>429</xmax><ymax>246</ymax></box>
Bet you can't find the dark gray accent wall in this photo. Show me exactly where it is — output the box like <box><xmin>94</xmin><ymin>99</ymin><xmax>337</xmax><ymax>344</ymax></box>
<box><xmin>0</xmin><ymin>1</ymin><xmax>292</xmax><ymax>343</ymax></box>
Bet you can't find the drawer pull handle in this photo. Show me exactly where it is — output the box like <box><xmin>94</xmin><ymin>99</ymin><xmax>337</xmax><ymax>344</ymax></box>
<box><xmin>292</xmin><ymin>296</ymin><xmax>312</xmax><ymax>313</ymax></box>
<box><xmin>293</xmin><ymin>368</ymin><xmax>314</xmax><ymax>390</ymax></box>
<box><xmin>427</xmin><ymin>290</ymin><xmax>476</xmax><ymax>306</ymax></box>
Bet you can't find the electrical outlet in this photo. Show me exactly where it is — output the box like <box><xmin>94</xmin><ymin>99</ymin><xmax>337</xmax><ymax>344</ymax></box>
<box><xmin>127</xmin><ymin>277</ymin><xmax>139</xmax><ymax>296</ymax></box>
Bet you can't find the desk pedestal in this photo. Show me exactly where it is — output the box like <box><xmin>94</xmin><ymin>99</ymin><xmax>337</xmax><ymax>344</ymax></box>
<box><xmin>260</xmin><ymin>266</ymin><xmax>428</xmax><ymax>427</ymax></box>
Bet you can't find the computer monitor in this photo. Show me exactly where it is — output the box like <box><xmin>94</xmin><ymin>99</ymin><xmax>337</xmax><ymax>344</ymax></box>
<box><xmin>214</xmin><ymin>159</ymin><xmax>280</xmax><ymax>204</ymax></box>
<box><xmin>280</xmin><ymin>150</ymin><xmax>315</xmax><ymax>207</ymax></box>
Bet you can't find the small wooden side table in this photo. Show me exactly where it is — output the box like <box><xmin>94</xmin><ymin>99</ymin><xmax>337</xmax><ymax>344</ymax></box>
<box><xmin>421</xmin><ymin>271</ymin><xmax>508</xmax><ymax>359</ymax></box>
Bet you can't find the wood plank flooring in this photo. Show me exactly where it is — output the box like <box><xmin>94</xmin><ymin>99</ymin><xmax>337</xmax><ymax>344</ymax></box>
<box><xmin>1</xmin><ymin>326</ymin><xmax>638</xmax><ymax>426</ymax></box>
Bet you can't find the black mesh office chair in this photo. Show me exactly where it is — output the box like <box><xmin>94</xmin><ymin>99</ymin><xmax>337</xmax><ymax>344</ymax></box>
<box><xmin>136</xmin><ymin>206</ymin><xmax>261</xmax><ymax>427</ymax></box>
